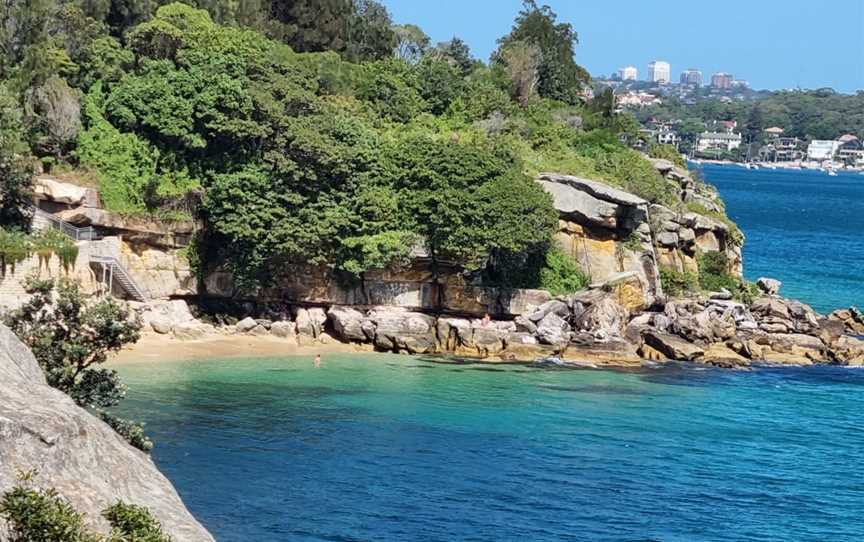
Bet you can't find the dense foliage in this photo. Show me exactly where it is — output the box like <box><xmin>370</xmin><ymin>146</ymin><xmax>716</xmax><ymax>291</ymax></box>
<box><xmin>3</xmin><ymin>278</ymin><xmax>149</xmax><ymax>451</ymax></box>
<box><xmin>0</xmin><ymin>0</ymin><xmax>737</xmax><ymax>294</ymax></box>
<box><xmin>0</xmin><ymin>227</ymin><xmax>78</xmax><ymax>277</ymax></box>
<box><xmin>0</xmin><ymin>472</ymin><xmax>171</xmax><ymax>542</ymax></box>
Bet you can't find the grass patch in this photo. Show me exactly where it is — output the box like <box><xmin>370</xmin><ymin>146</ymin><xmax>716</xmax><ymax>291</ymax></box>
<box><xmin>659</xmin><ymin>267</ymin><xmax>698</xmax><ymax>297</ymax></box>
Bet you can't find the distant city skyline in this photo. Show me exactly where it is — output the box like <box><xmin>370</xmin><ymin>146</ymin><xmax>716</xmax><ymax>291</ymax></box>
<box><xmin>381</xmin><ymin>0</ymin><xmax>863</xmax><ymax>93</ymax></box>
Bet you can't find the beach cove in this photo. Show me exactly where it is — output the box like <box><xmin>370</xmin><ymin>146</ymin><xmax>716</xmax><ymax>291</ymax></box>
<box><xmin>112</xmin><ymin>353</ymin><xmax>864</xmax><ymax>542</ymax></box>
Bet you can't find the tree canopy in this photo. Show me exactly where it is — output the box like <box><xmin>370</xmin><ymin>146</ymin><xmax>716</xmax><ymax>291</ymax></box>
<box><xmin>0</xmin><ymin>0</ymin><xmax>714</xmax><ymax>295</ymax></box>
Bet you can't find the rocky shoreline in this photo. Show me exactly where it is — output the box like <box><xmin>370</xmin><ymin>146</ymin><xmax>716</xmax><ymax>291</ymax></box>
<box><xmin>133</xmin><ymin>280</ymin><xmax>864</xmax><ymax>369</ymax></box>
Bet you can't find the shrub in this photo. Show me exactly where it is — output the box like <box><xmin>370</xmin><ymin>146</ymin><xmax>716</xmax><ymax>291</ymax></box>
<box><xmin>3</xmin><ymin>278</ymin><xmax>149</xmax><ymax>451</ymax></box>
<box><xmin>659</xmin><ymin>267</ymin><xmax>698</xmax><ymax>297</ymax></box>
<box><xmin>697</xmin><ymin>251</ymin><xmax>739</xmax><ymax>293</ymax></box>
<box><xmin>648</xmin><ymin>143</ymin><xmax>686</xmax><ymax>168</ymax></box>
<box><xmin>0</xmin><ymin>474</ymin><xmax>99</xmax><ymax>542</ymax></box>
<box><xmin>539</xmin><ymin>247</ymin><xmax>590</xmax><ymax>295</ymax></box>
<box><xmin>77</xmin><ymin>85</ymin><xmax>157</xmax><ymax>212</ymax></box>
<box><xmin>103</xmin><ymin>502</ymin><xmax>172</xmax><ymax>541</ymax></box>
<box><xmin>0</xmin><ymin>473</ymin><xmax>171</xmax><ymax>542</ymax></box>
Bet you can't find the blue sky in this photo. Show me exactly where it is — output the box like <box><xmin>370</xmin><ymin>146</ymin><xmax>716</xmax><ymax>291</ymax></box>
<box><xmin>381</xmin><ymin>0</ymin><xmax>864</xmax><ymax>93</ymax></box>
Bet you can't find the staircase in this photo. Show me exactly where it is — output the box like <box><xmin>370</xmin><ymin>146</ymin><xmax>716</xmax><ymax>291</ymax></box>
<box><xmin>31</xmin><ymin>206</ymin><xmax>150</xmax><ymax>301</ymax></box>
<box><xmin>89</xmin><ymin>255</ymin><xmax>148</xmax><ymax>301</ymax></box>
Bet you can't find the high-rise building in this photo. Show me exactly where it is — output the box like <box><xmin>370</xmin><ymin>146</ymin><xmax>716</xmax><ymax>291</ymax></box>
<box><xmin>618</xmin><ymin>66</ymin><xmax>638</xmax><ymax>81</ymax></box>
<box><xmin>679</xmin><ymin>68</ymin><xmax>703</xmax><ymax>87</ymax></box>
<box><xmin>711</xmin><ymin>72</ymin><xmax>734</xmax><ymax>89</ymax></box>
<box><xmin>647</xmin><ymin>61</ymin><xmax>671</xmax><ymax>83</ymax></box>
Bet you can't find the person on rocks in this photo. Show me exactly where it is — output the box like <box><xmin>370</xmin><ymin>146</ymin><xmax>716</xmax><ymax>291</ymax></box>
<box><xmin>481</xmin><ymin>313</ymin><xmax>491</xmax><ymax>326</ymax></box>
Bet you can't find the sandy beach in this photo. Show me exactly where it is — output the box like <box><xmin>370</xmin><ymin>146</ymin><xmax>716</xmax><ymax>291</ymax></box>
<box><xmin>111</xmin><ymin>332</ymin><xmax>374</xmax><ymax>364</ymax></box>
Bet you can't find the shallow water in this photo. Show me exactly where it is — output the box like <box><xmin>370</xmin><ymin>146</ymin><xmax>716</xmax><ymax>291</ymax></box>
<box><xmin>698</xmin><ymin>164</ymin><xmax>864</xmax><ymax>314</ymax></box>
<box><xmin>115</xmin><ymin>355</ymin><xmax>864</xmax><ymax>541</ymax></box>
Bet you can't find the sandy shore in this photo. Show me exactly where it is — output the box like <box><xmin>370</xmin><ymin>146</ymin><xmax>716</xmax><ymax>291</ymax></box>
<box><xmin>111</xmin><ymin>333</ymin><xmax>374</xmax><ymax>364</ymax></box>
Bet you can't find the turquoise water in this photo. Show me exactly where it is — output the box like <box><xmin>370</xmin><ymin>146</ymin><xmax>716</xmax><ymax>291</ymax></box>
<box><xmin>115</xmin><ymin>355</ymin><xmax>864</xmax><ymax>541</ymax></box>
<box><xmin>697</xmin><ymin>164</ymin><xmax>864</xmax><ymax>314</ymax></box>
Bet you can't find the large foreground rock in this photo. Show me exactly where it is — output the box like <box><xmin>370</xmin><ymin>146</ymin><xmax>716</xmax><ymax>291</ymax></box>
<box><xmin>0</xmin><ymin>324</ymin><xmax>213</xmax><ymax>541</ymax></box>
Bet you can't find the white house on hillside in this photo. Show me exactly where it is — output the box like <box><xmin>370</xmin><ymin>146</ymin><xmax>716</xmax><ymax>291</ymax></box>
<box><xmin>697</xmin><ymin>132</ymin><xmax>742</xmax><ymax>153</ymax></box>
<box><xmin>807</xmin><ymin>140</ymin><xmax>840</xmax><ymax>161</ymax></box>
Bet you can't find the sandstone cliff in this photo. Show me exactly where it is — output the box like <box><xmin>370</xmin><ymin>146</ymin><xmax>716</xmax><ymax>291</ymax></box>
<box><xmin>0</xmin><ymin>324</ymin><xmax>213</xmax><ymax>541</ymax></box>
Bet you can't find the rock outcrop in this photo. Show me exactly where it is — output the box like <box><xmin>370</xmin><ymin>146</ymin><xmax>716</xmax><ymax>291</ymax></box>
<box><xmin>0</xmin><ymin>324</ymin><xmax>213</xmax><ymax>541</ymax></box>
<box><xmin>538</xmin><ymin>173</ymin><xmax>661</xmax><ymax>310</ymax></box>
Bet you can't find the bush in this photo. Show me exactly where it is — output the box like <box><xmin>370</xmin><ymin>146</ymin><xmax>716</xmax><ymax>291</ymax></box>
<box><xmin>77</xmin><ymin>85</ymin><xmax>157</xmax><ymax>212</ymax></box>
<box><xmin>538</xmin><ymin>247</ymin><xmax>590</xmax><ymax>295</ymax></box>
<box><xmin>697</xmin><ymin>251</ymin><xmax>737</xmax><ymax>292</ymax></box>
<box><xmin>0</xmin><ymin>473</ymin><xmax>171</xmax><ymax>542</ymax></box>
<box><xmin>3</xmin><ymin>278</ymin><xmax>149</xmax><ymax>451</ymax></box>
<box><xmin>103</xmin><ymin>502</ymin><xmax>172</xmax><ymax>541</ymax></box>
<box><xmin>659</xmin><ymin>267</ymin><xmax>698</xmax><ymax>297</ymax></box>
<box><xmin>648</xmin><ymin>143</ymin><xmax>686</xmax><ymax>168</ymax></box>
<box><xmin>0</xmin><ymin>475</ymin><xmax>99</xmax><ymax>542</ymax></box>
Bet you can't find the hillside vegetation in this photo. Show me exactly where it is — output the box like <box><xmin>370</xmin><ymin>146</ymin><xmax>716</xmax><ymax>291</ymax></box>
<box><xmin>0</xmin><ymin>0</ymin><xmax>720</xmax><ymax>290</ymax></box>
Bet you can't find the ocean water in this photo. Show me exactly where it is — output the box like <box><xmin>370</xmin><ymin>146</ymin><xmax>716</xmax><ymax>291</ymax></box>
<box><xmin>115</xmin><ymin>355</ymin><xmax>864</xmax><ymax>542</ymax></box>
<box><xmin>696</xmin><ymin>164</ymin><xmax>864</xmax><ymax>314</ymax></box>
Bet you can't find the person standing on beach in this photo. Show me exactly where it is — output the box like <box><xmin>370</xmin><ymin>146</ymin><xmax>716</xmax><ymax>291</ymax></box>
<box><xmin>314</xmin><ymin>354</ymin><xmax>321</xmax><ymax>368</ymax></box>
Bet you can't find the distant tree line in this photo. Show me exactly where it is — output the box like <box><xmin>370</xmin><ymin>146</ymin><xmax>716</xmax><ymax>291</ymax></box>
<box><xmin>635</xmin><ymin>88</ymin><xmax>864</xmax><ymax>149</ymax></box>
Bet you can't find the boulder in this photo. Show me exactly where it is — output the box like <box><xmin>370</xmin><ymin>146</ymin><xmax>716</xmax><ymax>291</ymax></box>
<box><xmin>751</xmin><ymin>297</ymin><xmax>791</xmax><ymax>320</ymax></box>
<box><xmin>249</xmin><ymin>325</ymin><xmax>270</xmax><ymax>336</ymax></box>
<box><xmin>328</xmin><ymin>306</ymin><xmax>369</xmax><ymax>342</ymax></box>
<box><xmin>562</xmin><ymin>338</ymin><xmax>641</xmax><ymax>367</ymax></box>
<box><xmin>828</xmin><ymin>336</ymin><xmax>864</xmax><ymax>366</ymax></box>
<box><xmin>701</xmin><ymin>343</ymin><xmax>749</xmax><ymax>367</ymax></box>
<box><xmin>573</xmin><ymin>295</ymin><xmax>627</xmax><ymax>340</ymax></box>
<box><xmin>370</xmin><ymin>309</ymin><xmax>437</xmax><ymax>354</ymax></box>
<box><xmin>140</xmin><ymin>299</ymin><xmax>194</xmax><ymax>332</ymax></box>
<box><xmin>499</xmin><ymin>334</ymin><xmax>556</xmax><ymax>362</ymax></box>
<box><xmin>235</xmin><ymin>316</ymin><xmax>258</xmax><ymax>333</ymax></box>
<box><xmin>470</xmin><ymin>325</ymin><xmax>506</xmax><ymax>357</ymax></box>
<box><xmin>514</xmin><ymin>315</ymin><xmax>537</xmax><ymax>334</ymax></box>
<box><xmin>643</xmin><ymin>330</ymin><xmax>705</xmax><ymax>361</ymax></box>
<box><xmin>756</xmin><ymin>277</ymin><xmax>782</xmax><ymax>295</ymax></box>
<box><xmin>254</xmin><ymin>319</ymin><xmax>272</xmax><ymax>330</ymax></box>
<box><xmin>656</xmin><ymin>231</ymin><xmax>679</xmax><ymax>247</ymax></box>
<box><xmin>149</xmin><ymin>318</ymin><xmax>172</xmax><ymax>335</ymax></box>
<box><xmin>270</xmin><ymin>320</ymin><xmax>296</xmax><ymax>339</ymax></box>
<box><xmin>294</xmin><ymin>307</ymin><xmax>327</xmax><ymax>338</ymax></box>
<box><xmin>437</xmin><ymin>317</ymin><xmax>472</xmax><ymax>352</ymax></box>
<box><xmin>527</xmin><ymin>299</ymin><xmax>570</xmax><ymax>323</ymax></box>
<box><xmin>0</xmin><ymin>324</ymin><xmax>213</xmax><ymax>541</ymax></box>
<box><xmin>33</xmin><ymin>177</ymin><xmax>90</xmax><ymax>205</ymax></box>
<box><xmin>536</xmin><ymin>312</ymin><xmax>570</xmax><ymax>345</ymax></box>
<box><xmin>172</xmin><ymin>322</ymin><xmax>213</xmax><ymax>341</ymax></box>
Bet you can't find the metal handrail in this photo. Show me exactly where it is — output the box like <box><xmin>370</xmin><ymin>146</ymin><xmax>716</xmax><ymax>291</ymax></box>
<box><xmin>32</xmin><ymin>206</ymin><xmax>99</xmax><ymax>241</ymax></box>
<box><xmin>90</xmin><ymin>254</ymin><xmax>149</xmax><ymax>301</ymax></box>
<box><xmin>31</xmin><ymin>205</ymin><xmax>149</xmax><ymax>300</ymax></box>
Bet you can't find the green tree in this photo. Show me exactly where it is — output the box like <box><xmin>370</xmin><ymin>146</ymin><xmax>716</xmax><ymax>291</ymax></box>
<box><xmin>4</xmin><ymin>278</ymin><xmax>149</xmax><ymax>451</ymax></box>
<box><xmin>386</xmin><ymin>136</ymin><xmax>557</xmax><ymax>285</ymax></box>
<box><xmin>499</xmin><ymin>41</ymin><xmax>541</xmax><ymax>107</ymax></box>
<box><xmin>393</xmin><ymin>23</ymin><xmax>429</xmax><ymax>63</ymax></box>
<box><xmin>433</xmin><ymin>37</ymin><xmax>475</xmax><ymax>76</ymax></box>
<box><xmin>495</xmin><ymin>0</ymin><xmax>590</xmax><ymax>104</ymax></box>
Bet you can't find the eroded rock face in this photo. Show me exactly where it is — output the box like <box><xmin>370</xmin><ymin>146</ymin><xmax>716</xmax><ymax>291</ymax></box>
<box><xmin>0</xmin><ymin>324</ymin><xmax>213</xmax><ymax>541</ymax></box>
<box><xmin>537</xmin><ymin>173</ymin><xmax>662</xmax><ymax>308</ymax></box>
